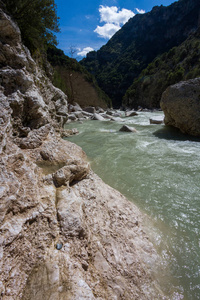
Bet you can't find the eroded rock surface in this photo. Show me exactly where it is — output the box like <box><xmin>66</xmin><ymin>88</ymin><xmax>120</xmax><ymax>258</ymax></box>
<box><xmin>0</xmin><ymin>7</ymin><xmax>164</xmax><ymax>300</ymax></box>
<box><xmin>160</xmin><ymin>78</ymin><xmax>200</xmax><ymax>136</ymax></box>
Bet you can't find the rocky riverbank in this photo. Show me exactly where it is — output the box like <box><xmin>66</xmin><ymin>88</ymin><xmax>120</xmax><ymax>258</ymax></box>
<box><xmin>0</xmin><ymin>8</ymin><xmax>165</xmax><ymax>299</ymax></box>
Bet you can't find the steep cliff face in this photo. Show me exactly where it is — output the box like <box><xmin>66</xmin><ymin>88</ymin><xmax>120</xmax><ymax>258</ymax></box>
<box><xmin>47</xmin><ymin>46</ymin><xmax>111</xmax><ymax>108</ymax></box>
<box><xmin>0</xmin><ymin>8</ymin><xmax>165</xmax><ymax>300</ymax></box>
<box><xmin>81</xmin><ymin>0</ymin><xmax>200</xmax><ymax>107</ymax></box>
<box><xmin>53</xmin><ymin>66</ymin><xmax>109</xmax><ymax>108</ymax></box>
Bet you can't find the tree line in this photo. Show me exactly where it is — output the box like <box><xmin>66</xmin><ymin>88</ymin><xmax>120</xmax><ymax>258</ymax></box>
<box><xmin>3</xmin><ymin>0</ymin><xmax>60</xmax><ymax>52</ymax></box>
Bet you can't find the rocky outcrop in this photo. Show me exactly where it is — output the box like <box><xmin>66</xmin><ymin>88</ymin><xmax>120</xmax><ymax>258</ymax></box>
<box><xmin>0</xmin><ymin>7</ymin><xmax>164</xmax><ymax>300</ymax></box>
<box><xmin>0</xmin><ymin>8</ymin><xmax>68</xmax><ymax>133</ymax></box>
<box><xmin>160</xmin><ymin>78</ymin><xmax>200</xmax><ymax>136</ymax></box>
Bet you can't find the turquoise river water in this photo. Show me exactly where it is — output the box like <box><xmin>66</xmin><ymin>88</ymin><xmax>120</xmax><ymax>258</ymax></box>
<box><xmin>65</xmin><ymin>111</ymin><xmax>200</xmax><ymax>300</ymax></box>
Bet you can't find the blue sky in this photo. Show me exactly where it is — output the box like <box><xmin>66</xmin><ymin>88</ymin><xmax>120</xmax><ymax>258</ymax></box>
<box><xmin>54</xmin><ymin>0</ymin><xmax>176</xmax><ymax>59</ymax></box>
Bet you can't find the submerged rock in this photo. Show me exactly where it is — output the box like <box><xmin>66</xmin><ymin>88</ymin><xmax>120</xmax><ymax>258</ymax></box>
<box><xmin>160</xmin><ymin>78</ymin><xmax>200</xmax><ymax>136</ymax></box>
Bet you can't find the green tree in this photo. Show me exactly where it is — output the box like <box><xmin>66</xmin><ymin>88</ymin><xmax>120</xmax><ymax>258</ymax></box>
<box><xmin>4</xmin><ymin>0</ymin><xmax>60</xmax><ymax>52</ymax></box>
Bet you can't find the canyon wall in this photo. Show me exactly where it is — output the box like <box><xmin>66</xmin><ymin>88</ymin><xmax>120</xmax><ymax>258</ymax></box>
<box><xmin>0</xmin><ymin>9</ymin><xmax>164</xmax><ymax>299</ymax></box>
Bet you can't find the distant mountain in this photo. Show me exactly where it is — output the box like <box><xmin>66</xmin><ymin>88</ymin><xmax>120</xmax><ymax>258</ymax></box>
<box><xmin>81</xmin><ymin>0</ymin><xmax>200</xmax><ymax>108</ymax></box>
<box><xmin>123</xmin><ymin>27</ymin><xmax>200</xmax><ymax>109</ymax></box>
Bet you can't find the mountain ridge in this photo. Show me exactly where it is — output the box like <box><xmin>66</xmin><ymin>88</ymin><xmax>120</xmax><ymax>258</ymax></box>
<box><xmin>81</xmin><ymin>0</ymin><xmax>200</xmax><ymax>107</ymax></box>
<box><xmin>123</xmin><ymin>26</ymin><xmax>200</xmax><ymax>108</ymax></box>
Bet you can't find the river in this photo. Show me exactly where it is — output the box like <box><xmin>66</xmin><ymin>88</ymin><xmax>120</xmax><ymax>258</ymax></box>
<box><xmin>65</xmin><ymin>111</ymin><xmax>200</xmax><ymax>300</ymax></box>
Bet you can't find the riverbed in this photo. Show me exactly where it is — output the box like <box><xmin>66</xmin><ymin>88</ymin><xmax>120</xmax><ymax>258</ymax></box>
<box><xmin>65</xmin><ymin>111</ymin><xmax>200</xmax><ymax>299</ymax></box>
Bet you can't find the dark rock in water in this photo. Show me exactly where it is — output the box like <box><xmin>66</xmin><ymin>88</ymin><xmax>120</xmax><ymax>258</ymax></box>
<box><xmin>119</xmin><ymin>125</ymin><xmax>137</xmax><ymax>133</ymax></box>
<box><xmin>149</xmin><ymin>118</ymin><xmax>163</xmax><ymax>124</ymax></box>
<box><xmin>160</xmin><ymin>78</ymin><xmax>200</xmax><ymax>136</ymax></box>
<box><xmin>56</xmin><ymin>243</ymin><xmax>63</xmax><ymax>250</ymax></box>
<box><xmin>126</xmin><ymin>111</ymin><xmax>138</xmax><ymax>117</ymax></box>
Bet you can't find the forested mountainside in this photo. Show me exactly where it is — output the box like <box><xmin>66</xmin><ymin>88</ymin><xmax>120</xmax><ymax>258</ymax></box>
<box><xmin>81</xmin><ymin>0</ymin><xmax>200</xmax><ymax>108</ymax></box>
<box><xmin>123</xmin><ymin>27</ymin><xmax>200</xmax><ymax>109</ymax></box>
<box><xmin>47</xmin><ymin>46</ymin><xmax>111</xmax><ymax>108</ymax></box>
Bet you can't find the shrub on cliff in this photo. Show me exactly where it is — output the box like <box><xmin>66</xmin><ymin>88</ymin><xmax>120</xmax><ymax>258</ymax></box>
<box><xmin>3</xmin><ymin>0</ymin><xmax>60</xmax><ymax>52</ymax></box>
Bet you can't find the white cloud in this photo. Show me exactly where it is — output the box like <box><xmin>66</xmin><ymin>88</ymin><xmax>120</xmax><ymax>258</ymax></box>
<box><xmin>94</xmin><ymin>5</ymin><xmax>145</xmax><ymax>40</ymax></box>
<box><xmin>94</xmin><ymin>23</ymin><xmax>121</xmax><ymax>39</ymax></box>
<box><xmin>99</xmin><ymin>6</ymin><xmax>135</xmax><ymax>26</ymax></box>
<box><xmin>77</xmin><ymin>47</ymin><xmax>94</xmax><ymax>57</ymax></box>
<box><xmin>94</xmin><ymin>5</ymin><xmax>135</xmax><ymax>39</ymax></box>
<box><xmin>136</xmin><ymin>8</ymin><xmax>145</xmax><ymax>14</ymax></box>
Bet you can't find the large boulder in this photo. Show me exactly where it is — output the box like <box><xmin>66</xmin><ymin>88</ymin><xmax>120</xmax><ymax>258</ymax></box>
<box><xmin>160</xmin><ymin>78</ymin><xmax>200</xmax><ymax>136</ymax></box>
